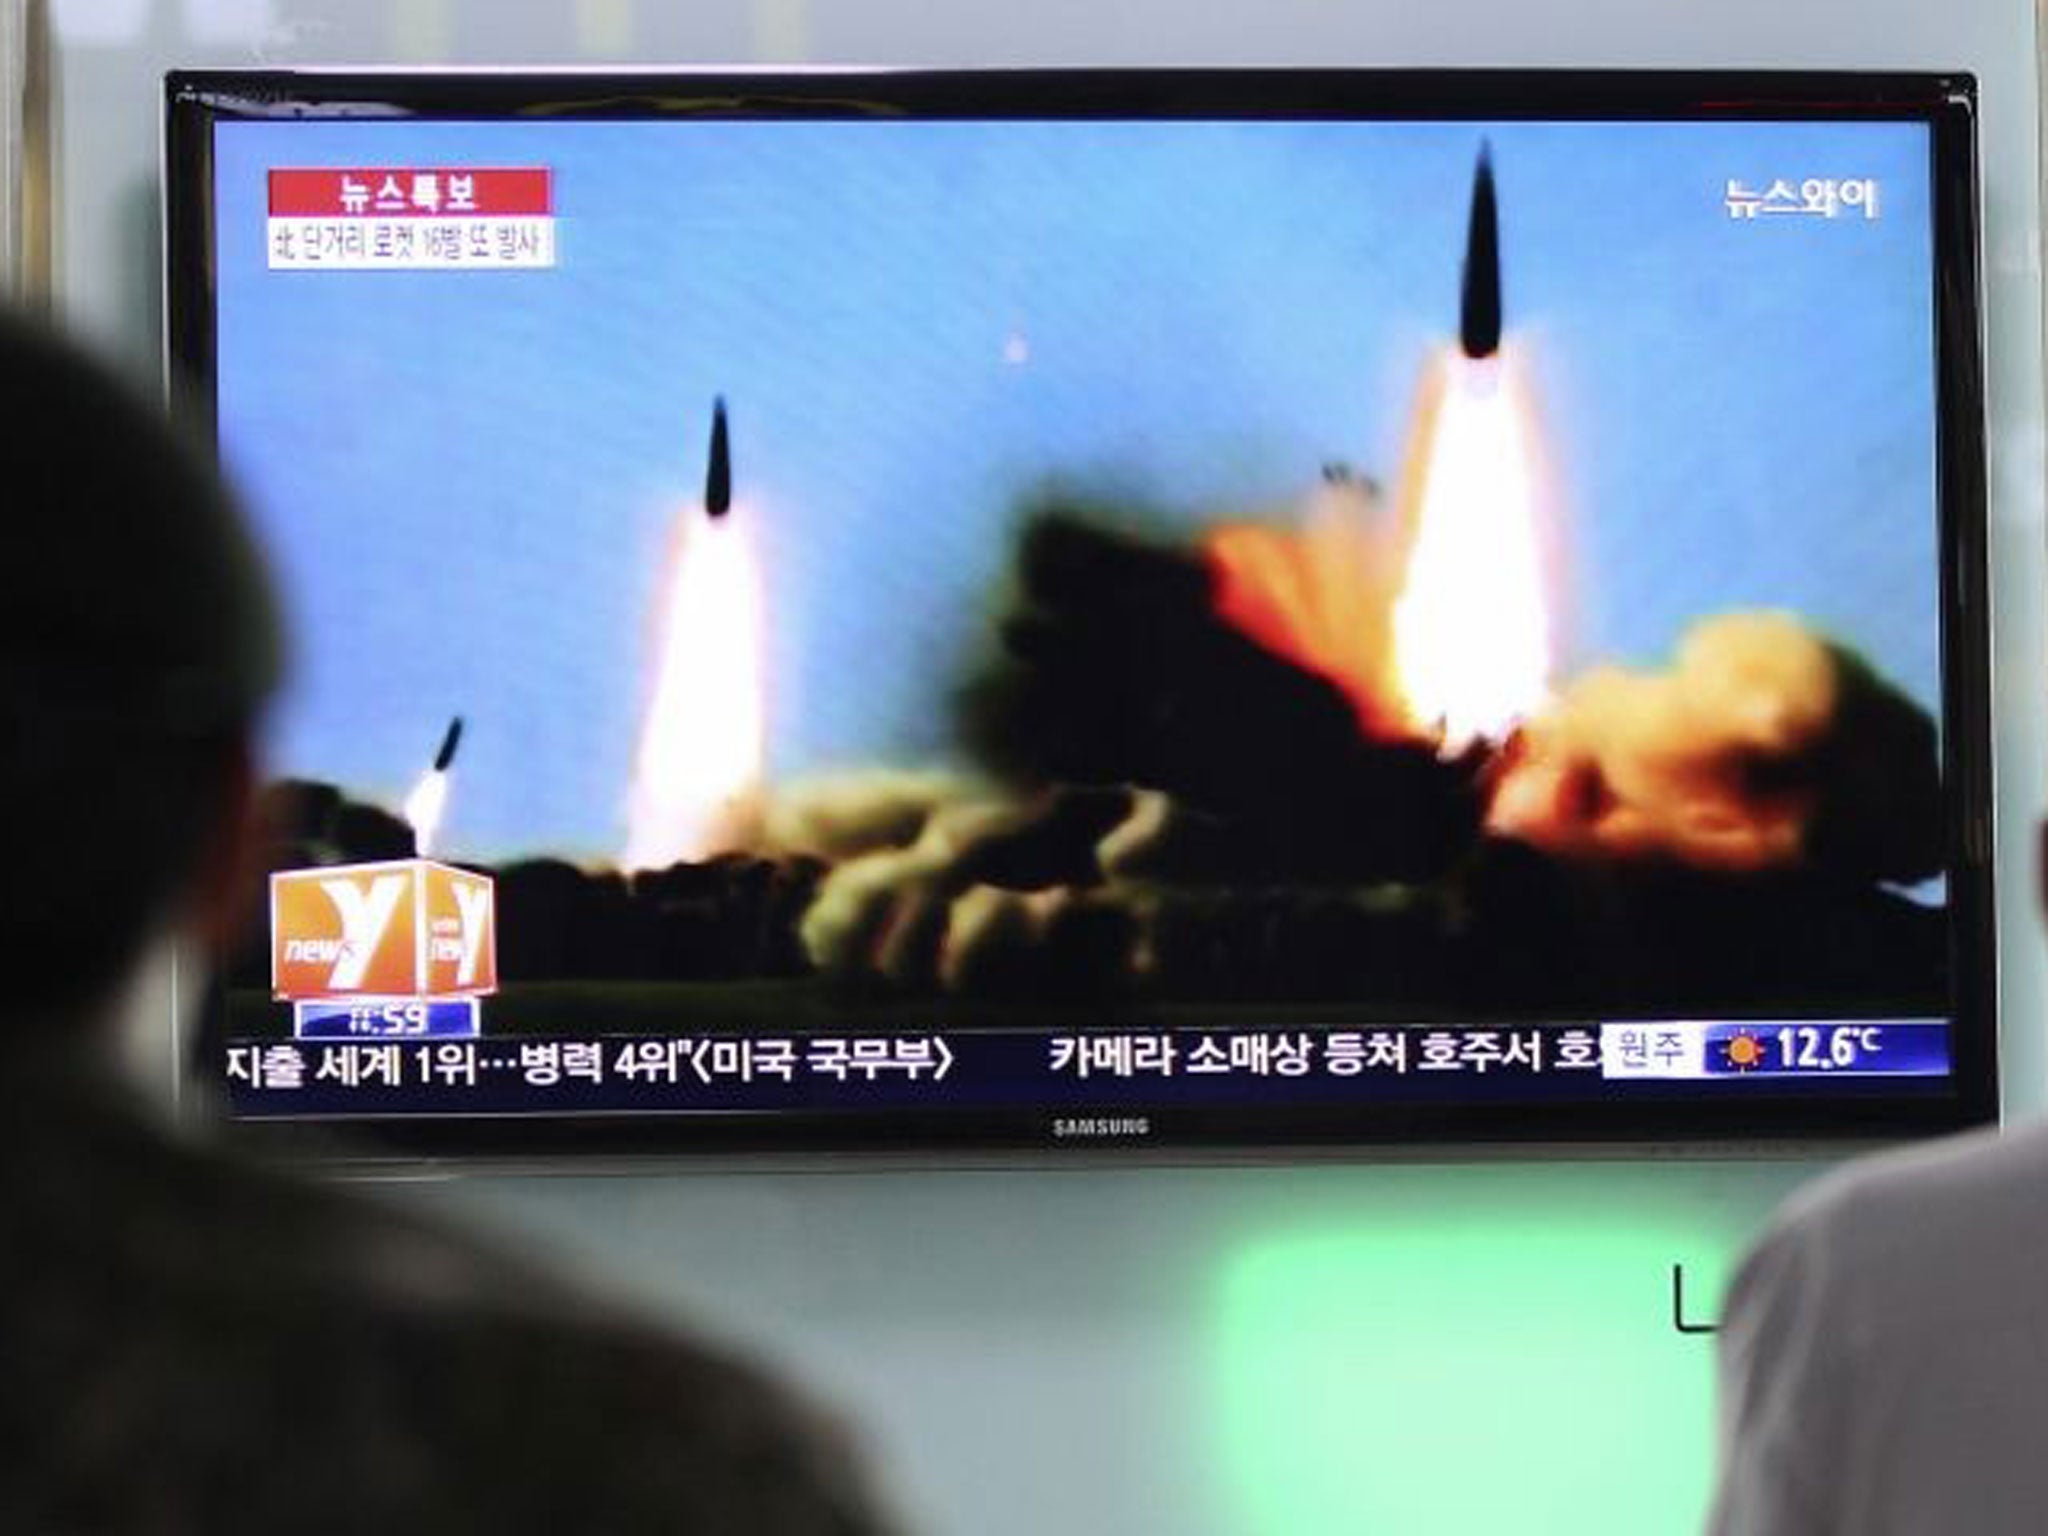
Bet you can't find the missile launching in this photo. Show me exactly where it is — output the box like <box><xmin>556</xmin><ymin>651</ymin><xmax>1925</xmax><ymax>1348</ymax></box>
<box><xmin>406</xmin><ymin>714</ymin><xmax>464</xmax><ymax>857</ymax></box>
<box><xmin>1459</xmin><ymin>143</ymin><xmax>1502</xmax><ymax>360</ymax></box>
<box><xmin>1388</xmin><ymin>137</ymin><xmax>1552</xmax><ymax>747</ymax></box>
<box><xmin>622</xmin><ymin>393</ymin><xmax>765</xmax><ymax>868</ymax></box>
<box><xmin>706</xmin><ymin>397</ymin><xmax>732</xmax><ymax>518</ymax></box>
<box><xmin>432</xmin><ymin>714</ymin><xmax>464</xmax><ymax>772</ymax></box>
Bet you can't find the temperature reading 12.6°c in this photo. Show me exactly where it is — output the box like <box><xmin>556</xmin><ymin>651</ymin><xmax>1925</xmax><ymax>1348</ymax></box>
<box><xmin>1776</xmin><ymin>1025</ymin><xmax>1884</xmax><ymax>1071</ymax></box>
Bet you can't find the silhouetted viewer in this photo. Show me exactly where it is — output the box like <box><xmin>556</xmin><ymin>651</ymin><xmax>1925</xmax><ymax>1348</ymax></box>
<box><xmin>0</xmin><ymin>314</ymin><xmax>894</xmax><ymax>1535</ymax></box>
<box><xmin>1706</xmin><ymin>834</ymin><xmax>2048</xmax><ymax>1534</ymax></box>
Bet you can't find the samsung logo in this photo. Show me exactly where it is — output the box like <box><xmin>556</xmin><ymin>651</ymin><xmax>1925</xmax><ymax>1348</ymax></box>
<box><xmin>1052</xmin><ymin>1116</ymin><xmax>1152</xmax><ymax>1140</ymax></box>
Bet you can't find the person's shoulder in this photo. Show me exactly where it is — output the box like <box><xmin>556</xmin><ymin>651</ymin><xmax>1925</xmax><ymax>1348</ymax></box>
<box><xmin>1754</xmin><ymin>1116</ymin><xmax>2048</xmax><ymax>1300</ymax></box>
<box><xmin>265</xmin><ymin>1170</ymin><xmax>893</xmax><ymax>1533</ymax></box>
<box><xmin>0</xmin><ymin>1065</ymin><xmax>565</xmax><ymax>1315</ymax></box>
<box><xmin>1783</xmin><ymin>1117</ymin><xmax>2043</xmax><ymax>1221</ymax></box>
<box><xmin>0</xmin><ymin>1077</ymin><xmax>896</xmax><ymax>1534</ymax></box>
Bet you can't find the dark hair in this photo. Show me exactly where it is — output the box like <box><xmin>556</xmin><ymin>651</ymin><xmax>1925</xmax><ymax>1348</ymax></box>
<box><xmin>0</xmin><ymin>313</ymin><xmax>282</xmax><ymax>1019</ymax></box>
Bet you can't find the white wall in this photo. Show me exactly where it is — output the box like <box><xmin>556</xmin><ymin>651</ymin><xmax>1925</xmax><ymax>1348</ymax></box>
<box><xmin>47</xmin><ymin>3</ymin><xmax>2045</xmax><ymax>1532</ymax></box>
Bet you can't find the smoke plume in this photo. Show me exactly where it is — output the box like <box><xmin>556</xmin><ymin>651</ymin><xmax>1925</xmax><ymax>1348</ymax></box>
<box><xmin>1486</xmin><ymin>611</ymin><xmax>1939</xmax><ymax>881</ymax></box>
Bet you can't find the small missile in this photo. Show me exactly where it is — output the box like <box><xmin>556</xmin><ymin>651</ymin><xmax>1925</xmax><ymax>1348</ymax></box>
<box><xmin>432</xmin><ymin>715</ymin><xmax>464</xmax><ymax>772</ymax></box>
<box><xmin>1459</xmin><ymin>143</ymin><xmax>1502</xmax><ymax>360</ymax></box>
<box><xmin>705</xmin><ymin>397</ymin><xmax>731</xmax><ymax>518</ymax></box>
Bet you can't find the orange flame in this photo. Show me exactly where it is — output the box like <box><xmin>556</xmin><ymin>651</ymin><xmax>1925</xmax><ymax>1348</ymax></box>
<box><xmin>623</xmin><ymin>504</ymin><xmax>767</xmax><ymax>870</ymax></box>
<box><xmin>1204</xmin><ymin>344</ymin><xmax>1559</xmax><ymax>749</ymax></box>
<box><xmin>1204</xmin><ymin>475</ymin><xmax>1406</xmax><ymax>738</ymax></box>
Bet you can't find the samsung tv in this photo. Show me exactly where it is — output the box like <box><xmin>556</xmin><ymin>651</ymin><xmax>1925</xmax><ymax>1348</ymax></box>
<box><xmin>164</xmin><ymin>68</ymin><xmax>1993</xmax><ymax>1152</ymax></box>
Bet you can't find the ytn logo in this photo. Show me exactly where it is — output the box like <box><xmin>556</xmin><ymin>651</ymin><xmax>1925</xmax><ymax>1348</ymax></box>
<box><xmin>272</xmin><ymin>859</ymin><xmax>496</xmax><ymax>1001</ymax></box>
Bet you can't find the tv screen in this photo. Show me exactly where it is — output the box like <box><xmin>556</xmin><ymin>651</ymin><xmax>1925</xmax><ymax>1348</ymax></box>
<box><xmin>165</xmin><ymin>69</ymin><xmax>1993</xmax><ymax>1151</ymax></box>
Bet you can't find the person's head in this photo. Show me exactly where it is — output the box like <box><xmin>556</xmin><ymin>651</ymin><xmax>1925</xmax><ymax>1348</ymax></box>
<box><xmin>0</xmin><ymin>313</ymin><xmax>281</xmax><ymax>1049</ymax></box>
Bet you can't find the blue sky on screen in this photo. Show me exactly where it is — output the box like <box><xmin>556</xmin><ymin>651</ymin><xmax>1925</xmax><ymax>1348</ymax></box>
<box><xmin>213</xmin><ymin>116</ymin><xmax>1937</xmax><ymax>864</ymax></box>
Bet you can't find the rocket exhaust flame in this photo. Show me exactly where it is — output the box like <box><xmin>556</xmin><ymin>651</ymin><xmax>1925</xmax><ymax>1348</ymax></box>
<box><xmin>403</xmin><ymin>772</ymin><xmax>449</xmax><ymax>857</ymax></box>
<box><xmin>1389</xmin><ymin>347</ymin><xmax>1554</xmax><ymax>748</ymax></box>
<box><xmin>623</xmin><ymin>401</ymin><xmax>766</xmax><ymax>871</ymax></box>
<box><xmin>404</xmin><ymin>713</ymin><xmax>463</xmax><ymax>857</ymax></box>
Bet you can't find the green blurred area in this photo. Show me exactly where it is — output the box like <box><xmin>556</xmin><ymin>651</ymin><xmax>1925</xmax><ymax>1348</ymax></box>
<box><xmin>1205</xmin><ymin>1169</ymin><xmax>1770</xmax><ymax>1534</ymax></box>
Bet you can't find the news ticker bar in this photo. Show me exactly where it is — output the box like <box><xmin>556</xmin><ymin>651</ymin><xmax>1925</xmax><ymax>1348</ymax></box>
<box><xmin>230</xmin><ymin>1018</ymin><xmax>1950</xmax><ymax>1119</ymax></box>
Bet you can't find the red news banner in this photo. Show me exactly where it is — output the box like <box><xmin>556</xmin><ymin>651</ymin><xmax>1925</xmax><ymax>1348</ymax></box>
<box><xmin>267</xmin><ymin>167</ymin><xmax>555</xmax><ymax>270</ymax></box>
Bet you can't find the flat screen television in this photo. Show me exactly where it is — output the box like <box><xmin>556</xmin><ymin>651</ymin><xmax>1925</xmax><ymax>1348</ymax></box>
<box><xmin>164</xmin><ymin>68</ymin><xmax>1994</xmax><ymax>1152</ymax></box>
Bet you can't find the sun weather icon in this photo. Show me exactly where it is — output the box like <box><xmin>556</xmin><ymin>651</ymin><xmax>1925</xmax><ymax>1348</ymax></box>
<box><xmin>1720</xmin><ymin>1030</ymin><xmax>1768</xmax><ymax>1072</ymax></box>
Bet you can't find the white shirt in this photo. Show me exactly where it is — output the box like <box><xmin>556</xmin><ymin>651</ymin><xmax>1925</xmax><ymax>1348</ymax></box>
<box><xmin>1709</xmin><ymin>1120</ymin><xmax>2048</xmax><ymax>1534</ymax></box>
